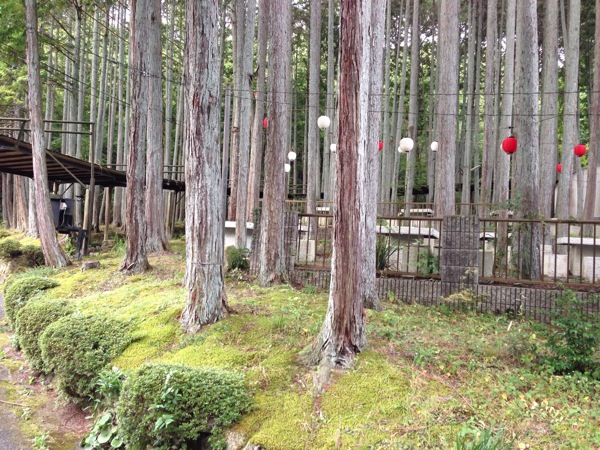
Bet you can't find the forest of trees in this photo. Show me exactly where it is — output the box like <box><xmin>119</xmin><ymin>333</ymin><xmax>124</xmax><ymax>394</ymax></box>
<box><xmin>1</xmin><ymin>0</ymin><xmax>599</xmax><ymax>365</ymax></box>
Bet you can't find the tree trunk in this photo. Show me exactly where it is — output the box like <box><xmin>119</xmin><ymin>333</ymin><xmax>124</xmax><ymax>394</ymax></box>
<box><xmin>145</xmin><ymin>0</ymin><xmax>169</xmax><ymax>252</ymax></box>
<box><xmin>258</xmin><ymin>0</ymin><xmax>291</xmax><ymax>286</ymax></box>
<box><xmin>121</xmin><ymin>0</ymin><xmax>150</xmax><ymax>274</ymax></box>
<box><xmin>113</xmin><ymin>4</ymin><xmax>126</xmax><ymax>227</ymax></box>
<box><xmin>556</xmin><ymin>0</ymin><xmax>581</xmax><ymax>221</ymax></box>
<box><xmin>234</xmin><ymin>0</ymin><xmax>257</xmax><ymax>248</ymax></box>
<box><xmin>513</xmin><ymin>0</ymin><xmax>541</xmax><ymax>279</ymax></box>
<box><xmin>306</xmin><ymin>0</ymin><xmax>371</xmax><ymax>369</ymax></box>
<box><xmin>322</xmin><ymin>0</ymin><xmax>336</xmax><ymax>201</ymax></box>
<box><xmin>181</xmin><ymin>0</ymin><xmax>228</xmax><ymax>333</ymax></box>
<box><xmin>434</xmin><ymin>0</ymin><xmax>459</xmax><ymax>217</ymax></box>
<box><xmin>25</xmin><ymin>0</ymin><xmax>70</xmax><ymax>268</ymax></box>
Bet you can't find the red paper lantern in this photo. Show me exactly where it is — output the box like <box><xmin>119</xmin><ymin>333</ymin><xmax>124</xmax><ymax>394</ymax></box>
<box><xmin>263</xmin><ymin>117</ymin><xmax>268</xmax><ymax>129</ymax></box>
<box><xmin>556</xmin><ymin>163</ymin><xmax>562</xmax><ymax>173</ymax></box>
<box><xmin>574</xmin><ymin>144</ymin><xmax>587</xmax><ymax>157</ymax></box>
<box><xmin>378</xmin><ymin>141</ymin><xmax>384</xmax><ymax>151</ymax></box>
<box><xmin>502</xmin><ymin>136</ymin><xmax>517</xmax><ymax>154</ymax></box>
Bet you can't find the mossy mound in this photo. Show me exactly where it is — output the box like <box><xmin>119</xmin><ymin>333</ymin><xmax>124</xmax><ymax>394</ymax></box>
<box><xmin>3</xmin><ymin>276</ymin><xmax>59</xmax><ymax>328</ymax></box>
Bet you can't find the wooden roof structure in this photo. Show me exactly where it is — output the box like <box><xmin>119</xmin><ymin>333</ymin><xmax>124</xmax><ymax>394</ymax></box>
<box><xmin>0</xmin><ymin>134</ymin><xmax>184</xmax><ymax>192</ymax></box>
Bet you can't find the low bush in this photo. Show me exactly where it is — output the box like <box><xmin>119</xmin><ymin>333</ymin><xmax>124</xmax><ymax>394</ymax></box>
<box><xmin>14</xmin><ymin>297</ymin><xmax>74</xmax><ymax>372</ymax></box>
<box><xmin>39</xmin><ymin>313</ymin><xmax>132</xmax><ymax>400</ymax></box>
<box><xmin>537</xmin><ymin>288</ymin><xmax>600</xmax><ymax>377</ymax></box>
<box><xmin>117</xmin><ymin>363</ymin><xmax>252</xmax><ymax>450</ymax></box>
<box><xmin>0</xmin><ymin>229</ymin><xmax>11</xmax><ymax>239</ymax></box>
<box><xmin>22</xmin><ymin>245</ymin><xmax>45</xmax><ymax>267</ymax></box>
<box><xmin>0</xmin><ymin>239</ymin><xmax>23</xmax><ymax>259</ymax></box>
<box><xmin>225</xmin><ymin>246</ymin><xmax>250</xmax><ymax>271</ymax></box>
<box><xmin>3</xmin><ymin>276</ymin><xmax>58</xmax><ymax>328</ymax></box>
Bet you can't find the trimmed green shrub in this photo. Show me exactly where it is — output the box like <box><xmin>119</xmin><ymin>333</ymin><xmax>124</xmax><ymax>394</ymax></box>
<box><xmin>537</xmin><ymin>288</ymin><xmax>600</xmax><ymax>377</ymax></box>
<box><xmin>40</xmin><ymin>313</ymin><xmax>132</xmax><ymax>400</ymax></box>
<box><xmin>117</xmin><ymin>363</ymin><xmax>252</xmax><ymax>450</ymax></box>
<box><xmin>22</xmin><ymin>245</ymin><xmax>45</xmax><ymax>267</ymax></box>
<box><xmin>0</xmin><ymin>239</ymin><xmax>23</xmax><ymax>259</ymax></box>
<box><xmin>225</xmin><ymin>246</ymin><xmax>250</xmax><ymax>271</ymax></box>
<box><xmin>14</xmin><ymin>297</ymin><xmax>74</xmax><ymax>372</ymax></box>
<box><xmin>3</xmin><ymin>276</ymin><xmax>58</xmax><ymax>328</ymax></box>
<box><xmin>0</xmin><ymin>229</ymin><xmax>11</xmax><ymax>239</ymax></box>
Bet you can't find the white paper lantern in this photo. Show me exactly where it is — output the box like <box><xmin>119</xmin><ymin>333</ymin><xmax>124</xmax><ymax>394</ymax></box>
<box><xmin>284</xmin><ymin>163</ymin><xmax>291</xmax><ymax>173</ymax></box>
<box><xmin>330</xmin><ymin>143</ymin><xmax>337</xmax><ymax>153</ymax></box>
<box><xmin>317</xmin><ymin>115</ymin><xmax>331</xmax><ymax>129</ymax></box>
<box><xmin>398</xmin><ymin>137</ymin><xmax>414</xmax><ymax>153</ymax></box>
<box><xmin>430</xmin><ymin>141</ymin><xmax>439</xmax><ymax>152</ymax></box>
<box><xmin>287</xmin><ymin>151</ymin><xmax>297</xmax><ymax>161</ymax></box>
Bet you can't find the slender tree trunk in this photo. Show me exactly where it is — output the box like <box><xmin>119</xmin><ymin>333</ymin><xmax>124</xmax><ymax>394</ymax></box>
<box><xmin>121</xmin><ymin>0</ymin><xmax>150</xmax><ymax>274</ymax></box>
<box><xmin>306</xmin><ymin>0</ymin><xmax>371</xmax><ymax>369</ymax></box>
<box><xmin>235</xmin><ymin>0</ymin><xmax>257</xmax><ymax>248</ymax></box>
<box><xmin>25</xmin><ymin>0</ymin><xmax>70</xmax><ymax>268</ymax></box>
<box><xmin>145</xmin><ymin>0</ymin><xmax>169</xmax><ymax>252</ymax></box>
<box><xmin>113</xmin><ymin>4</ymin><xmax>126</xmax><ymax>226</ymax></box>
<box><xmin>75</xmin><ymin>12</ymin><xmax>87</xmax><ymax>227</ymax></box>
<box><xmin>322</xmin><ymin>0</ymin><xmax>336</xmax><ymax>201</ymax></box>
<box><xmin>258</xmin><ymin>0</ymin><xmax>291</xmax><ymax>286</ymax></box>
<box><xmin>247</xmin><ymin>0</ymin><xmax>269</xmax><ymax>218</ymax></box>
<box><xmin>181</xmin><ymin>0</ymin><xmax>228</xmax><ymax>332</ymax></box>
<box><xmin>434</xmin><ymin>0</ymin><xmax>459</xmax><ymax>216</ymax></box>
<box><xmin>404</xmin><ymin>0</ymin><xmax>420</xmax><ymax>209</ymax></box>
<box><xmin>556</xmin><ymin>0</ymin><xmax>581</xmax><ymax>221</ymax></box>
<box><xmin>513</xmin><ymin>0</ymin><xmax>541</xmax><ymax>279</ymax></box>
<box><xmin>27</xmin><ymin>178</ymin><xmax>37</xmax><ymax>237</ymax></box>
<box><xmin>583</xmin><ymin>1</ymin><xmax>600</xmax><ymax>227</ymax></box>
<box><xmin>306</xmin><ymin>0</ymin><xmax>322</xmax><ymax>218</ymax></box>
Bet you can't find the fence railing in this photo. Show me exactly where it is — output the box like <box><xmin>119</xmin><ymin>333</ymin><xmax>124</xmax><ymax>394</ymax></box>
<box><xmin>293</xmin><ymin>213</ymin><xmax>600</xmax><ymax>290</ymax></box>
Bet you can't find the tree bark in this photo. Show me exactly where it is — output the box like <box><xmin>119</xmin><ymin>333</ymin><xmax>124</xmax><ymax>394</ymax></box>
<box><xmin>121</xmin><ymin>0</ymin><xmax>150</xmax><ymax>274</ymax></box>
<box><xmin>181</xmin><ymin>0</ymin><xmax>228</xmax><ymax>333</ymax></box>
<box><xmin>434</xmin><ymin>0</ymin><xmax>459</xmax><ymax>217</ymax></box>
<box><xmin>258</xmin><ymin>0</ymin><xmax>291</xmax><ymax>286</ymax></box>
<box><xmin>306</xmin><ymin>0</ymin><xmax>371</xmax><ymax>369</ymax></box>
<box><xmin>25</xmin><ymin>0</ymin><xmax>70</xmax><ymax>268</ymax></box>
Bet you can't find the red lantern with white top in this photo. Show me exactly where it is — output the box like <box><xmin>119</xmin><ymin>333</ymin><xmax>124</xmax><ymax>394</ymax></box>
<box><xmin>502</xmin><ymin>136</ymin><xmax>517</xmax><ymax>154</ymax></box>
<box><xmin>574</xmin><ymin>144</ymin><xmax>587</xmax><ymax>157</ymax></box>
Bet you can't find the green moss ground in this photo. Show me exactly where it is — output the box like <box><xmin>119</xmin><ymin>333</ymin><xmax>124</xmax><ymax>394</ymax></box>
<box><xmin>1</xmin><ymin>240</ymin><xmax>599</xmax><ymax>448</ymax></box>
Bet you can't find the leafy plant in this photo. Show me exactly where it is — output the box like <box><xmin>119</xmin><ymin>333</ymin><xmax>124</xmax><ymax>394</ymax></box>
<box><xmin>39</xmin><ymin>313</ymin><xmax>132</xmax><ymax>400</ymax></box>
<box><xmin>14</xmin><ymin>297</ymin><xmax>74</xmax><ymax>371</ymax></box>
<box><xmin>0</xmin><ymin>238</ymin><xmax>23</xmax><ymax>259</ymax></box>
<box><xmin>376</xmin><ymin>237</ymin><xmax>398</xmax><ymax>271</ymax></box>
<box><xmin>536</xmin><ymin>288</ymin><xmax>600</xmax><ymax>377</ymax></box>
<box><xmin>3</xmin><ymin>276</ymin><xmax>59</xmax><ymax>328</ymax></box>
<box><xmin>416</xmin><ymin>248</ymin><xmax>439</xmax><ymax>276</ymax></box>
<box><xmin>455</xmin><ymin>421</ymin><xmax>513</xmax><ymax>450</ymax></box>
<box><xmin>111</xmin><ymin>235</ymin><xmax>126</xmax><ymax>257</ymax></box>
<box><xmin>225</xmin><ymin>246</ymin><xmax>250</xmax><ymax>271</ymax></box>
<box><xmin>82</xmin><ymin>411</ymin><xmax>125</xmax><ymax>449</ymax></box>
<box><xmin>117</xmin><ymin>363</ymin><xmax>252</xmax><ymax>450</ymax></box>
<box><xmin>22</xmin><ymin>244</ymin><xmax>45</xmax><ymax>267</ymax></box>
<box><xmin>32</xmin><ymin>432</ymin><xmax>51</xmax><ymax>450</ymax></box>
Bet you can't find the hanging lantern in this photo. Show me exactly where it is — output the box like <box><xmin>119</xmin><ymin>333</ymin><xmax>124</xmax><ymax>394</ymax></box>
<box><xmin>284</xmin><ymin>163</ymin><xmax>291</xmax><ymax>173</ymax></box>
<box><xmin>556</xmin><ymin>163</ymin><xmax>562</xmax><ymax>173</ymax></box>
<box><xmin>502</xmin><ymin>136</ymin><xmax>517</xmax><ymax>154</ymax></box>
<box><xmin>263</xmin><ymin>117</ymin><xmax>268</xmax><ymax>128</ymax></box>
<box><xmin>430</xmin><ymin>141</ymin><xmax>439</xmax><ymax>152</ymax></box>
<box><xmin>317</xmin><ymin>115</ymin><xmax>331</xmax><ymax>129</ymax></box>
<box><xmin>378</xmin><ymin>141</ymin><xmax>384</xmax><ymax>151</ymax></box>
<box><xmin>574</xmin><ymin>144</ymin><xmax>587</xmax><ymax>158</ymax></box>
<box><xmin>330</xmin><ymin>143</ymin><xmax>337</xmax><ymax>153</ymax></box>
<box><xmin>287</xmin><ymin>151</ymin><xmax>297</xmax><ymax>161</ymax></box>
<box><xmin>398</xmin><ymin>137</ymin><xmax>414</xmax><ymax>153</ymax></box>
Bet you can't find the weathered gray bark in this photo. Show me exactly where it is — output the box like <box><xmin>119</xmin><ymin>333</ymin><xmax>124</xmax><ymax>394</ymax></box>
<box><xmin>480</xmin><ymin>0</ymin><xmax>498</xmax><ymax>209</ymax></box>
<box><xmin>258</xmin><ymin>0</ymin><xmax>291</xmax><ymax>286</ymax></box>
<box><xmin>145</xmin><ymin>0</ymin><xmax>169</xmax><ymax>252</ymax></box>
<box><xmin>434</xmin><ymin>0</ymin><xmax>459</xmax><ymax>217</ymax></box>
<box><xmin>27</xmin><ymin>178</ymin><xmax>37</xmax><ymax>238</ymax></box>
<box><xmin>234</xmin><ymin>0</ymin><xmax>257</xmax><ymax>248</ymax></box>
<box><xmin>181</xmin><ymin>0</ymin><xmax>228</xmax><ymax>333</ymax></box>
<box><xmin>121</xmin><ymin>0</ymin><xmax>150</xmax><ymax>274</ymax></box>
<box><xmin>113</xmin><ymin>4</ymin><xmax>126</xmax><ymax>227</ymax></box>
<box><xmin>322</xmin><ymin>0</ymin><xmax>336</xmax><ymax>201</ymax></box>
<box><xmin>513</xmin><ymin>0</ymin><xmax>541</xmax><ymax>279</ymax></box>
<box><xmin>556</xmin><ymin>0</ymin><xmax>581</xmax><ymax>221</ymax></box>
<box><xmin>306</xmin><ymin>0</ymin><xmax>322</xmax><ymax>218</ymax></box>
<box><xmin>583</xmin><ymin>2</ymin><xmax>600</xmax><ymax>225</ymax></box>
<box><xmin>247</xmin><ymin>0</ymin><xmax>269</xmax><ymax>218</ymax></box>
<box><xmin>25</xmin><ymin>0</ymin><xmax>70</xmax><ymax>268</ymax></box>
<box><xmin>539</xmin><ymin>0</ymin><xmax>559</xmax><ymax>218</ymax></box>
<box><xmin>403</xmin><ymin>0</ymin><xmax>420</xmax><ymax>208</ymax></box>
<box><xmin>306</xmin><ymin>0</ymin><xmax>370</xmax><ymax>369</ymax></box>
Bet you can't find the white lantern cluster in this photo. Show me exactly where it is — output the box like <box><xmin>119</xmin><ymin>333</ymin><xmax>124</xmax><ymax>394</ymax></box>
<box><xmin>317</xmin><ymin>115</ymin><xmax>331</xmax><ymax>130</ymax></box>
<box><xmin>398</xmin><ymin>137</ymin><xmax>414</xmax><ymax>153</ymax></box>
